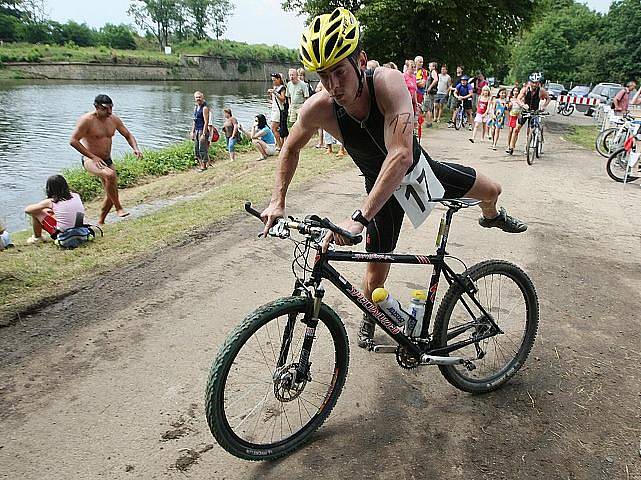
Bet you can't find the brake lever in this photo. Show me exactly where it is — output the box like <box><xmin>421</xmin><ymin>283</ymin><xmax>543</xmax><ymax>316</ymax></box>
<box><xmin>322</xmin><ymin>217</ymin><xmax>362</xmax><ymax>245</ymax></box>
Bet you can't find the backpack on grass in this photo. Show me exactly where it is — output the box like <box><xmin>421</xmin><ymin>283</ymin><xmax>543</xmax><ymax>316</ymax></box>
<box><xmin>54</xmin><ymin>225</ymin><xmax>103</xmax><ymax>249</ymax></box>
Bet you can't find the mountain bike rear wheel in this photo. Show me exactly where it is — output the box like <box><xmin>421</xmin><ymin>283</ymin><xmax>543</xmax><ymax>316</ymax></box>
<box><xmin>560</xmin><ymin>104</ymin><xmax>574</xmax><ymax>116</ymax></box>
<box><xmin>205</xmin><ymin>296</ymin><xmax>349</xmax><ymax>460</ymax></box>
<box><xmin>606</xmin><ymin>147</ymin><xmax>640</xmax><ymax>183</ymax></box>
<box><xmin>535</xmin><ymin>128</ymin><xmax>542</xmax><ymax>158</ymax></box>
<box><xmin>432</xmin><ymin>260</ymin><xmax>539</xmax><ymax>394</ymax></box>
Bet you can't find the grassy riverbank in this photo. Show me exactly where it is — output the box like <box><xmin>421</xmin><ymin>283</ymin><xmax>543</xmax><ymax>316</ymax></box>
<box><xmin>0</xmin><ymin>145</ymin><xmax>352</xmax><ymax>324</ymax></box>
<box><xmin>565</xmin><ymin>125</ymin><xmax>598</xmax><ymax>151</ymax></box>
<box><xmin>63</xmin><ymin>139</ymin><xmax>250</xmax><ymax>202</ymax></box>
<box><xmin>0</xmin><ymin>40</ymin><xmax>298</xmax><ymax>66</ymax></box>
<box><xmin>0</xmin><ymin>43</ymin><xmax>179</xmax><ymax>65</ymax></box>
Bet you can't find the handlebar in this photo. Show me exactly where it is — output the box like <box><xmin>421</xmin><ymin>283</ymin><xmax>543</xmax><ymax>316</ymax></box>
<box><xmin>244</xmin><ymin>202</ymin><xmax>362</xmax><ymax>245</ymax></box>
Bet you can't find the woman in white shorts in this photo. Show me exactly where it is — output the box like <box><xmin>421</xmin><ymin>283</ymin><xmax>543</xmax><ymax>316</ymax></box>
<box><xmin>268</xmin><ymin>73</ymin><xmax>286</xmax><ymax>148</ymax></box>
<box><xmin>240</xmin><ymin>114</ymin><xmax>278</xmax><ymax>161</ymax></box>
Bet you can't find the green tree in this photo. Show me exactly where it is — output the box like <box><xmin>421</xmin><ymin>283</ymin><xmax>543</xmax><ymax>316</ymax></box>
<box><xmin>59</xmin><ymin>21</ymin><xmax>97</xmax><ymax>47</ymax></box>
<box><xmin>0</xmin><ymin>13</ymin><xmax>19</xmax><ymax>41</ymax></box>
<box><xmin>208</xmin><ymin>0</ymin><xmax>233</xmax><ymax>40</ymax></box>
<box><xmin>182</xmin><ymin>0</ymin><xmax>234</xmax><ymax>40</ymax></box>
<box><xmin>100</xmin><ymin>23</ymin><xmax>138</xmax><ymax>50</ymax></box>
<box><xmin>600</xmin><ymin>0</ymin><xmax>641</xmax><ymax>83</ymax></box>
<box><xmin>509</xmin><ymin>3</ymin><xmax>602</xmax><ymax>84</ymax></box>
<box><xmin>127</xmin><ymin>0</ymin><xmax>180</xmax><ymax>50</ymax></box>
<box><xmin>282</xmin><ymin>0</ymin><xmax>536</xmax><ymax>73</ymax></box>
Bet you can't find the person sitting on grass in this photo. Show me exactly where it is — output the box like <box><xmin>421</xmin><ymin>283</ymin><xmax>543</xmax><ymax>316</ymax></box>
<box><xmin>240</xmin><ymin>114</ymin><xmax>278</xmax><ymax>161</ymax></box>
<box><xmin>24</xmin><ymin>175</ymin><xmax>85</xmax><ymax>245</ymax></box>
<box><xmin>0</xmin><ymin>222</ymin><xmax>13</xmax><ymax>251</ymax></box>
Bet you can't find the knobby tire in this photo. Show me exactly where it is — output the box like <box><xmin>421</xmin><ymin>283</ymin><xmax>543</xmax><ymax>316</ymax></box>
<box><xmin>432</xmin><ymin>260</ymin><xmax>539</xmax><ymax>394</ymax></box>
<box><xmin>205</xmin><ymin>296</ymin><xmax>349</xmax><ymax>461</ymax></box>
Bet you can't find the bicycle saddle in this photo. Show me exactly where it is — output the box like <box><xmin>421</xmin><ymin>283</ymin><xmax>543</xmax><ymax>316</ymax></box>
<box><xmin>430</xmin><ymin>198</ymin><xmax>481</xmax><ymax>208</ymax></box>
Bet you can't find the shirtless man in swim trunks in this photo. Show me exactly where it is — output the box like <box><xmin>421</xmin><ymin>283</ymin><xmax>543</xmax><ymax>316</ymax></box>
<box><xmin>69</xmin><ymin>94</ymin><xmax>143</xmax><ymax>224</ymax></box>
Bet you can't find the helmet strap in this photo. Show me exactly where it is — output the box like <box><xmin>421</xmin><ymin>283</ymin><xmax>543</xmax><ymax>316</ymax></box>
<box><xmin>348</xmin><ymin>55</ymin><xmax>364</xmax><ymax>99</ymax></box>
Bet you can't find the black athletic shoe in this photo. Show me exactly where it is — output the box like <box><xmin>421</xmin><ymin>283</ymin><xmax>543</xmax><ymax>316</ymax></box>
<box><xmin>357</xmin><ymin>315</ymin><xmax>375</xmax><ymax>349</ymax></box>
<box><xmin>479</xmin><ymin>207</ymin><xmax>528</xmax><ymax>233</ymax></box>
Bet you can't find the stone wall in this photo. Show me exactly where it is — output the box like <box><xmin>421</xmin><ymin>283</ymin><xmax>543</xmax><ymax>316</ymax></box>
<box><xmin>3</xmin><ymin>56</ymin><xmax>312</xmax><ymax>81</ymax></box>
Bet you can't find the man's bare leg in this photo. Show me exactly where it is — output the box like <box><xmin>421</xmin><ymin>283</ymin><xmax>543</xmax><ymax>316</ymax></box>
<box><xmin>84</xmin><ymin>160</ymin><xmax>129</xmax><ymax>223</ymax></box>
<box><xmin>466</xmin><ymin>172</ymin><xmax>501</xmax><ymax>219</ymax></box>
<box><xmin>358</xmin><ymin>262</ymin><xmax>391</xmax><ymax>348</ymax></box>
<box><xmin>467</xmin><ymin>172</ymin><xmax>528</xmax><ymax>233</ymax></box>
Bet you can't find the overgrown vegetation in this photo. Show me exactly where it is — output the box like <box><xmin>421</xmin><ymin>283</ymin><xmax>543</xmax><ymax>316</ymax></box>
<box><xmin>63</xmin><ymin>138</ymin><xmax>250</xmax><ymax>202</ymax></box>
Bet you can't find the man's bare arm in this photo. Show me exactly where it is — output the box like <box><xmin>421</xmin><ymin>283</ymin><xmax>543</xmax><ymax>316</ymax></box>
<box><xmin>360</xmin><ymin>69</ymin><xmax>414</xmax><ymax>221</ymax></box>
<box><xmin>261</xmin><ymin>96</ymin><xmax>320</xmax><ymax>235</ymax></box>
<box><xmin>115</xmin><ymin>116</ymin><xmax>142</xmax><ymax>158</ymax></box>
<box><xmin>540</xmin><ymin>89</ymin><xmax>551</xmax><ymax>109</ymax></box>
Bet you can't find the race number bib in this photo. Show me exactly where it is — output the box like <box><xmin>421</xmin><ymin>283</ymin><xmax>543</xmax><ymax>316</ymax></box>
<box><xmin>393</xmin><ymin>151</ymin><xmax>445</xmax><ymax>228</ymax></box>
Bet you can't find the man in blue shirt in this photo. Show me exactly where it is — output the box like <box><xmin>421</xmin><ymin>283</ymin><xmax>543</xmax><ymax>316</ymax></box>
<box><xmin>448</xmin><ymin>76</ymin><xmax>473</xmax><ymax>129</ymax></box>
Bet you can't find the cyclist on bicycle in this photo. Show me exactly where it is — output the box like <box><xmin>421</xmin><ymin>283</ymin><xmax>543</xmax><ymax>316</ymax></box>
<box><xmin>448</xmin><ymin>75</ymin><xmax>474</xmax><ymax>129</ymax></box>
<box><xmin>506</xmin><ymin>72</ymin><xmax>550</xmax><ymax>155</ymax></box>
<box><xmin>260</xmin><ymin>8</ymin><xmax>527</xmax><ymax>348</ymax></box>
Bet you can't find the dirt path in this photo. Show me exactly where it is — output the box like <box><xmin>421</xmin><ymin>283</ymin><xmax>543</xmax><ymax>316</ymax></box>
<box><xmin>1</xmin><ymin>113</ymin><xmax>640</xmax><ymax>479</ymax></box>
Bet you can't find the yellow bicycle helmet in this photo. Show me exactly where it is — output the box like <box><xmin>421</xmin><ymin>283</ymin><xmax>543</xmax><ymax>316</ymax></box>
<box><xmin>300</xmin><ymin>8</ymin><xmax>360</xmax><ymax>72</ymax></box>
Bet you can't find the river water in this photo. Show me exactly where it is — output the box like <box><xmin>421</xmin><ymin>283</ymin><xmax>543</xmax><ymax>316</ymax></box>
<box><xmin>0</xmin><ymin>80</ymin><xmax>273</xmax><ymax>232</ymax></box>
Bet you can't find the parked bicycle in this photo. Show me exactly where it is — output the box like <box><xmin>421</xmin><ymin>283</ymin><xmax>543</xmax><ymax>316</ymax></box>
<box><xmin>205</xmin><ymin>201</ymin><xmax>539</xmax><ymax>460</ymax></box>
<box><xmin>523</xmin><ymin>110</ymin><xmax>549</xmax><ymax>165</ymax></box>
<box><xmin>454</xmin><ymin>102</ymin><xmax>470</xmax><ymax>131</ymax></box>
<box><xmin>595</xmin><ymin>113</ymin><xmax>641</xmax><ymax>158</ymax></box>
<box><xmin>556</xmin><ymin>99</ymin><xmax>574</xmax><ymax>116</ymax></box>
<box><xmin>606</xmin><ymin>135</ymin><xmax>641</xmax><ymax>183</ymax></box>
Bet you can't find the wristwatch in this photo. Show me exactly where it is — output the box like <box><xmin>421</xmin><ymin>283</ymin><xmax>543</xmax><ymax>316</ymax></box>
<box><xmin>351</xmin><ymin>209</ymin><xmax>370</xmax><ymax>227</ymax></box>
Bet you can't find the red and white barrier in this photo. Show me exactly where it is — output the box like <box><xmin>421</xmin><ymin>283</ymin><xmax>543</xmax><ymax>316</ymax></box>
<box><xmin>557</xmin><ymin>95</ymin><xmax>599</xmax><ymax>106</ymax></box>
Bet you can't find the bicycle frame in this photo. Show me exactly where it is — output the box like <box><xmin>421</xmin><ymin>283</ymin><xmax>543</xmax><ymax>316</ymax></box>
<box><xmin>282</xmin><ymin>206</ymin><xmax>502</xmax><ymax>376</ymax></box>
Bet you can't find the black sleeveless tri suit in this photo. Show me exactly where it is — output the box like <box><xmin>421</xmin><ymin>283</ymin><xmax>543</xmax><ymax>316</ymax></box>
<box><xmin>333</xmin><ymin>69</ymin><xmax>476</xmax><ymax>253</ymax></box>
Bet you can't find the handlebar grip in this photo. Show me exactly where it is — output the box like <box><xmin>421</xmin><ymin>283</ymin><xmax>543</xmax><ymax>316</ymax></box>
<box><xmin>244</xmin><ymin>202</ymin><xmax>262</xmax><ymax>220</ymax></box>
<box><xmin>322</xmin><ymin>217</ymin><xmax>362</xmax><ymax>245</ymax></box>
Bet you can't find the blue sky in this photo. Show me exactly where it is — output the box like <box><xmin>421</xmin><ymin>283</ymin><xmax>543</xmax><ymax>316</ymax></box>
<box><xmin>47</xmin><ymin>0</ymin><xmax>614</xmax><ymax>49</ymax></box>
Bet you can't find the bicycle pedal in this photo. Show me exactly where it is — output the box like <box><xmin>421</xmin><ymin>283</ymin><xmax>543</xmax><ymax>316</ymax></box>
<box><xmin>372</xmin><ymin>345</ymin><xmax>397</xmax><ymax>354</ymax></box>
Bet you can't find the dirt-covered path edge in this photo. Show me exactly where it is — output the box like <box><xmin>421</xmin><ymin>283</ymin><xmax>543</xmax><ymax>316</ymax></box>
<box><xmin>1</xmin><ymin>114</ymin><xmax>640</xmax><ymax>480</ymax></box>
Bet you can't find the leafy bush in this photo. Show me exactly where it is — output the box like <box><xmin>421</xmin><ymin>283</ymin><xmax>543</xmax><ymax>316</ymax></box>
<box><xmin>99</xmin><ymin>24</ymin><xmax>137</xmax><ymax>50</ymax></box>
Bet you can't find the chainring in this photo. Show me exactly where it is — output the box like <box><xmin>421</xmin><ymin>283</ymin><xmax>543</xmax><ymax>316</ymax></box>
<box><xmin>396</xmin><ymin>347</ymin><xmax>420</xmax><ymax>370</ymax></box>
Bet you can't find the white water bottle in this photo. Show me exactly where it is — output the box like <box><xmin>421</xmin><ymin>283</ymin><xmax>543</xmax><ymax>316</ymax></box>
<box><xmin>372</xmin><ymin>288</ymin><xmax>410</xmax><ymax>327</ymax></box>
<box><xmin>406</xmin><ymin>290</ymin><xmax>427</xmax><ymax>337</ymax></box>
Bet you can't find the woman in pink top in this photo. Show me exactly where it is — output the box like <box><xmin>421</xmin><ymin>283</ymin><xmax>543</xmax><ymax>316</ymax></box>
<box><xmin>25</xmin><ymin>175</ymin><xmax>85</xmax><ymax>245</ymax></box>
<box><xmin>403</xmin><ymin>59</ymin><xmax>419</xmax><ymax>117</ymax></box>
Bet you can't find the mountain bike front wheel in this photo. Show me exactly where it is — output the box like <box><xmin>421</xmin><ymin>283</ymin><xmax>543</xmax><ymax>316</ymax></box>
<box><xmin>205</xmin><ymin>296</ymin><xmax>349</xmax><ymax>461</ymax></box>
<box><xmin>606</xmin><ymin>147</ymin><xmax>640</xmax><ymax>183</ymax></box>
<box><xmin>526</xmin><ymin>131</ymin><xmax>535</xmax><ymax>165</ymax></box>
<box><xmin>432</xmin><ymin>260</ymin><xmax>539</xmax><ymax>394</ymax></box>
<box><xmin>455</xmin><ymin>110</ymin><xmax>463</xmax><ymax>130</ymax></box>
<box><xmin>596</xmin><ymin>128</ymin><xmax>617</xmax><ymax>158</ymax></box>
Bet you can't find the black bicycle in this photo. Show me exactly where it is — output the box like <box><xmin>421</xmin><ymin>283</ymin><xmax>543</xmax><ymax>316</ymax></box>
<box><xmin>205</xmin><ymin>201</ymin><xmax>539</xmax><ymax>460</ymax></box>
<box><xmin>523</xmin><ymin>110</ymin><xmax>549</xmax><ymax>165</ymax></box>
